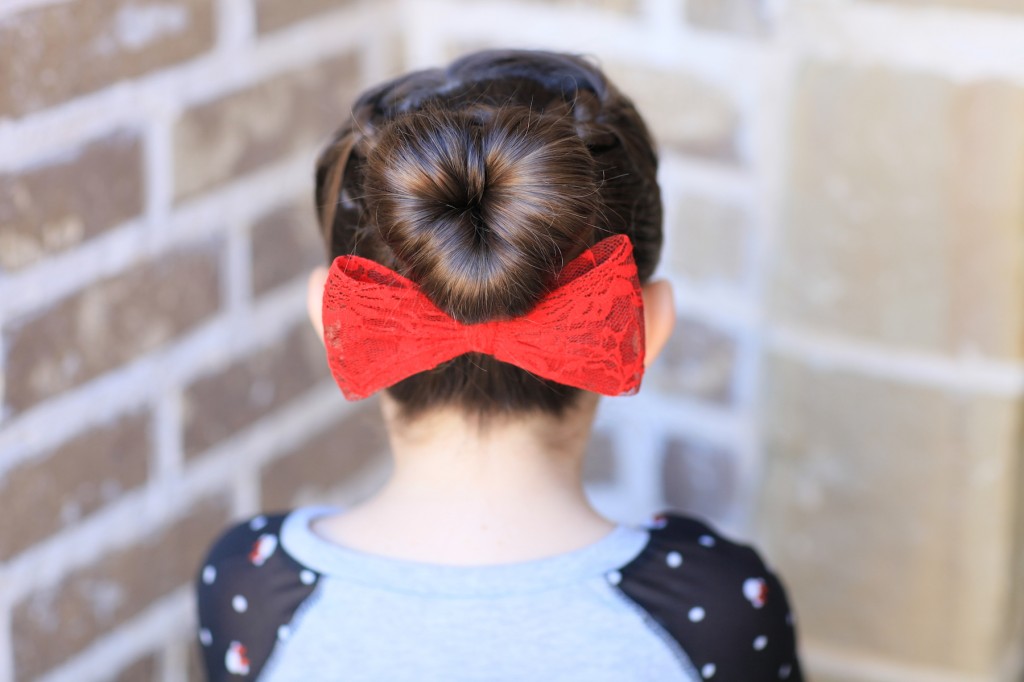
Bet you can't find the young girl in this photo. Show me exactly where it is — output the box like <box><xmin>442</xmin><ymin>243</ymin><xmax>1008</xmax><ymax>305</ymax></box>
<box><xmin>195</xmin><ymin>49</ymin><xmax>803</xmax><ymax>682</ymax></box>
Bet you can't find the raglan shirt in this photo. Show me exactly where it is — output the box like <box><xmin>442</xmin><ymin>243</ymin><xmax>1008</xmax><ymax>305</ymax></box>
<box><xmin>195</xmin><ymin>507</ymin><xmax>803</xmax><ymax>682</ymax></box>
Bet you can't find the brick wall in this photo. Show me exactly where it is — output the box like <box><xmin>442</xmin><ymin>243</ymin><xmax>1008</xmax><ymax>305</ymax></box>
<box><xmin>0</xmin><ymin>1</ymin><xmax>399</xmax><ymax>679</ymax></box>
<box><xmin>0</xmin><ymin>1</ymin><xmax>1021</xmax><ymax>681</ymax></box>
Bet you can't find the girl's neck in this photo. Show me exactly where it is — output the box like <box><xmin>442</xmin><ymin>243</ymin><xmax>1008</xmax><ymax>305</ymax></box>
<box><xmin>311</xmin><ymin>393</ymin><xmax>616</xmax><ymax>565</ymax></box>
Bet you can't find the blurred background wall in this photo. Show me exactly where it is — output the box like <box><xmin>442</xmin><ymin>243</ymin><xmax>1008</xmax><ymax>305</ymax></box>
<box><xmin>0</xmin><ymin>0</ymin><xmax>1021</xmax><ymax>680</ymax></box>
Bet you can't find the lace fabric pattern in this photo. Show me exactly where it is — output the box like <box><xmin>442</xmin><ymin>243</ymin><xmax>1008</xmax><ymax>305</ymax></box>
<box><xmin>321</xmin><ymin>234</ymin><xmax>646</xmax><ymax>400</ymax></box>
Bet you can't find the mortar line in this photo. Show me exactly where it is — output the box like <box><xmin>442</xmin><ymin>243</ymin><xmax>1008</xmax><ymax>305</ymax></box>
<box><xmin>0</xmin><ymin>280</ymin><xmax>309</xmax><ymax>473</ymax></box>
<box><xmin>768</xmin><ymin>325</ymin><xmax>1024</xmax><ymax>396</ymax></box>
<box><xmin>34</xmin><ymin>587</ymin><xmax>195</xmax><ymax>682</ymax></box>
<box><xmin>0</xmin><ymin>383</ymin><xmax>351</xmax><ymax>604</ymax></box>
<box><xmin>0</xmin><ymin>4</ymin><xmax>383</xmax><ymax>167</ymax></box>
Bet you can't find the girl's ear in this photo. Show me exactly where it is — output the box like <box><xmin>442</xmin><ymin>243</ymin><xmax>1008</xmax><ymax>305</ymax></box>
<box><xmin>307</xmin><ymin>266</ymin><xmax>329</xmax><ymax>345</ymax></box>
<box><xmin>641</xmin><ymin>279</ymin><xmax>675</xmax><ymax>367</ymax></box>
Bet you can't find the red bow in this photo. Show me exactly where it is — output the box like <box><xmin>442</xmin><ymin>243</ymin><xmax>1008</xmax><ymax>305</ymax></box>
<box><xmin>322</xmin><ymin>234</ymin><xmax>646</xmax><ymax>400</ymax></box>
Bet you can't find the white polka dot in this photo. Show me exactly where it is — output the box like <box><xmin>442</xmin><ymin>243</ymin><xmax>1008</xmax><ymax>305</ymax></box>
<box><xmin>225</xmin><ymin>641</ymin><xmax>250</xmax><ymax>675</ymax></box>
<box><xmin>701</xmin><ymin>663</ymin><xmax>716</xmax><ymax>678</ymax></box>
<box><xmin>698</xmin><ymin>535</ymin><xmax>715</xmax><ymax>548</ymax></box>
<box><xmin>688</xmin><ymin>606</ymin><xmax>705</xmax><ymax>622</ymax></box>
<box><xmin>232</xmin><ymin>595</ymin><xmax>248</xmax><ymax>613</ymax></box>
<box><xmin>198</xmin><ymin>628</ymin><xmax>212</xmax><ymax>646</ymax></box>
<box><xmin>249</xmin><ymin>516</ymin><xmax>268</xmax><ymax>531</ymax></box>
<box><xmin>202</xmin><ymin>565</ymin><xmax>216</xmax><ymax>585</ymax></box>
<box><xmin>666</xmin><ymin>551</ymin><xmax>683</xmax><ymax>568</ymax></box>
<box><xmin>743</xmin><ymin>577</ymin><xmax>768</xmax><ymax>608</ymax></box>
<box><xmin>754</xmin><ymin>635</ymin><xmax>768</xmax><ymax>650</ymax></box>
<box><xmin>779</xmin><ymin>663</ymin><xmax>792</xmax><ymax>679</ymax></box>
<box><xmin>278</xmin><ymin>624</ymin><xmax>291</xmax><ymax>641</ymax></box>
<box><xmin>300</xmin><ymin>569</ymin><xmax>316</xmax><ymax>585</ymax></box>
<box><xmin>606</xmin><ymin>570</ymin><xmax>622</xmax><ymax>585</ymax></box>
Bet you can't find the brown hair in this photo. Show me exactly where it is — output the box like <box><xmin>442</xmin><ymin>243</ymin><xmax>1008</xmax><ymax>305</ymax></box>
<box><xmin>314</xmin><ymin>49</ymin><xmax>662</xmax><ymax>420</ymax></box>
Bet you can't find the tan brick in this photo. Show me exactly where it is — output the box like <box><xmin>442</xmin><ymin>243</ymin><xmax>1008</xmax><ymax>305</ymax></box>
<box><xmin>806</xmin><ymin>667</ymin><xmax>895</xmax><ymax>682</ymax></box>
<box><xmin>186</xmin><ymin>636</ymin><xmax>205</xmax><ymax>682</ymax></box>
<box><xmin>770</xmin><ymin>62</ymin><xmax>1024</xmax><ymax>359</ymax></box>
<box><xmin>582</xmin><ymin>430</ymin><xmax>617</xmax><ymax>484</ymax></box>
<box><xmin>173</xmin><ymin>53</ymin><xmax>361</xmax><ymax>200</ymax></box>
<box><xmin>4</xmin><ymin>240</ymin><xmax>222</xmax><ymax>415</ymax></box>
<box><xmin>755</xmin><ymin>354</ymin><xmax>1023</xmax><ymax>672</ymax></box>
<box><xmin>0</xmin><ymin>0</ymin><xmax>214</xmax><ymax>118</ymax></box>
<box><xmin>686</xmin><ymin>0</ymin><xmax>773</xmax><ymax>36</ymax></box>
<box><xmin>12</xmin><ymin>495</ymin><xmax>231</xmax><ymax>680</ymax></box>
<box><xmin>183</xmin><ymin>324</ymin><xmax>329</xmax><ymax>458</ymax></box>
<box><xmin>0</xmin><ymin>412</ymin><xmax>150</xmax><ymax>561</ymax></box>
<box><xmin>866</xmin><ymin>0</ymin><xmax>1024</xmax><ymax>14</ymax></box>
<box><xmin>251</xmin><ymin>200</ymin><xmax>325</xmax><ymax>297</ymax></box>
<box><xmin>261</xmin><ymin>401</ymin><xmax>389</xmax><ymax>510</ymax></box>
<box><xmin>112</xmin><ymin>651</ymin><xmax>160</xmax><ymax>682</ymax></box>
<box><xmin>603</xmin><ymin>63</ymin><xmax>740</xmax><ymax>161</ymax></box>
<box><xmin>0</xmin><ymin>131</ymin><xmax>143</xmax><ymax>272</ymax></box>
<box><xmin>661</xmin><ymin>436</ymin><xmax>739</xmax><ymax>521</ymax></box>
<box><xmin>254</xmin><ymin>0</ymin><xmax>360</xmax><ymax>33</ymax></box>
<box><xmin>648</xmin><ymin>317</ymin><xmax>736</xmax><ymax>404</ymax></box>
<box><xmin>669</xmin><ymin>193</ymin><xmax>748</xmax><ymax>284</ymax></box>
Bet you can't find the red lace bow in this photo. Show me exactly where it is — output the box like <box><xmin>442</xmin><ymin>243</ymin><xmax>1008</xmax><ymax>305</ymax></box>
<box><xmin>322</xmin><ymin>234</ymin><xmax>646</xmax><ymax>400</ymax></box>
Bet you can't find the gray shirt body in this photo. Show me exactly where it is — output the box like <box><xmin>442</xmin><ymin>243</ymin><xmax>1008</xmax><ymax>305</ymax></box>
<box><xmin>261</xmin><ymin>506</ymin><xmax>698</xmax><ymax>682</ymax></box>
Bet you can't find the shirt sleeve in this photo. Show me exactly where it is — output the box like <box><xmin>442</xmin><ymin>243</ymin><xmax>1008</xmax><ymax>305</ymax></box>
<box><xmin>613</xmin><ymin>512</ymin><xmax>804</xmax><ymax>682</ymax></box>
<box><xmin>194</xmin><ymin>512</ymin><xmax>321</xmax><ymax>681</ymax></box>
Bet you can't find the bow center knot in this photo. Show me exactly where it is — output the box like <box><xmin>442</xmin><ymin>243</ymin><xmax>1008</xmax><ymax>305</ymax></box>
<box><xmin>465</xmin><ymin>320</ymin><xmax>499</xmax><ymax>354</ymax></box>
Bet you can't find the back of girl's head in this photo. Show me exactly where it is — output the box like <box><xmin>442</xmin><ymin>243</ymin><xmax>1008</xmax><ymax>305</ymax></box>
<box><xmin>314</xmin><ymin>49</ymin><xmax>663</xmax><ymax>421</ymax></box>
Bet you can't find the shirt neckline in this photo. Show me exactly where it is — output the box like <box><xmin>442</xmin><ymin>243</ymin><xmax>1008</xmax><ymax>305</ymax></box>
<box><xmin>279</xmin><ymin>505</ymin><xmax>651</xmax><ymax>597</ymax></box>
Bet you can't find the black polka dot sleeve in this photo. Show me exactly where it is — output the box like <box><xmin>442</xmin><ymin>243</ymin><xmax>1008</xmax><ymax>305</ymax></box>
<box><xmin>613</xmin><ymin>512</ymin><xmax>804</xmax><ymax>681</ymax></box>
<box><xmin>194</xmin><ymin>513</ymin><xmax>320</xmax><ymax>682</ymax></box>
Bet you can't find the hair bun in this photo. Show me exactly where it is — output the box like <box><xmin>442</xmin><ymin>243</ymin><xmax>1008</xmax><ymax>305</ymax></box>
<box><xmin>363</xmin><ymin>105</ymin><xmax>599</xmax><ymax>323</ymax></box>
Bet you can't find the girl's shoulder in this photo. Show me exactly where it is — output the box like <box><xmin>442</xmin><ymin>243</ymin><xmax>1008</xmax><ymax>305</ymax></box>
<box><xmin>192</xmin><ymin>509</ymin><xmax>803</xmax><ymax>682</ymax></box>
<box><xmin>613</xmin><ymin>510</ymin><xmax>803</xmax><ymax>681</ymax></box>
<box><xmin>194</xmin><ymin>510</ymin><xmax>320</xmax><ymax>681</ymax></box>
